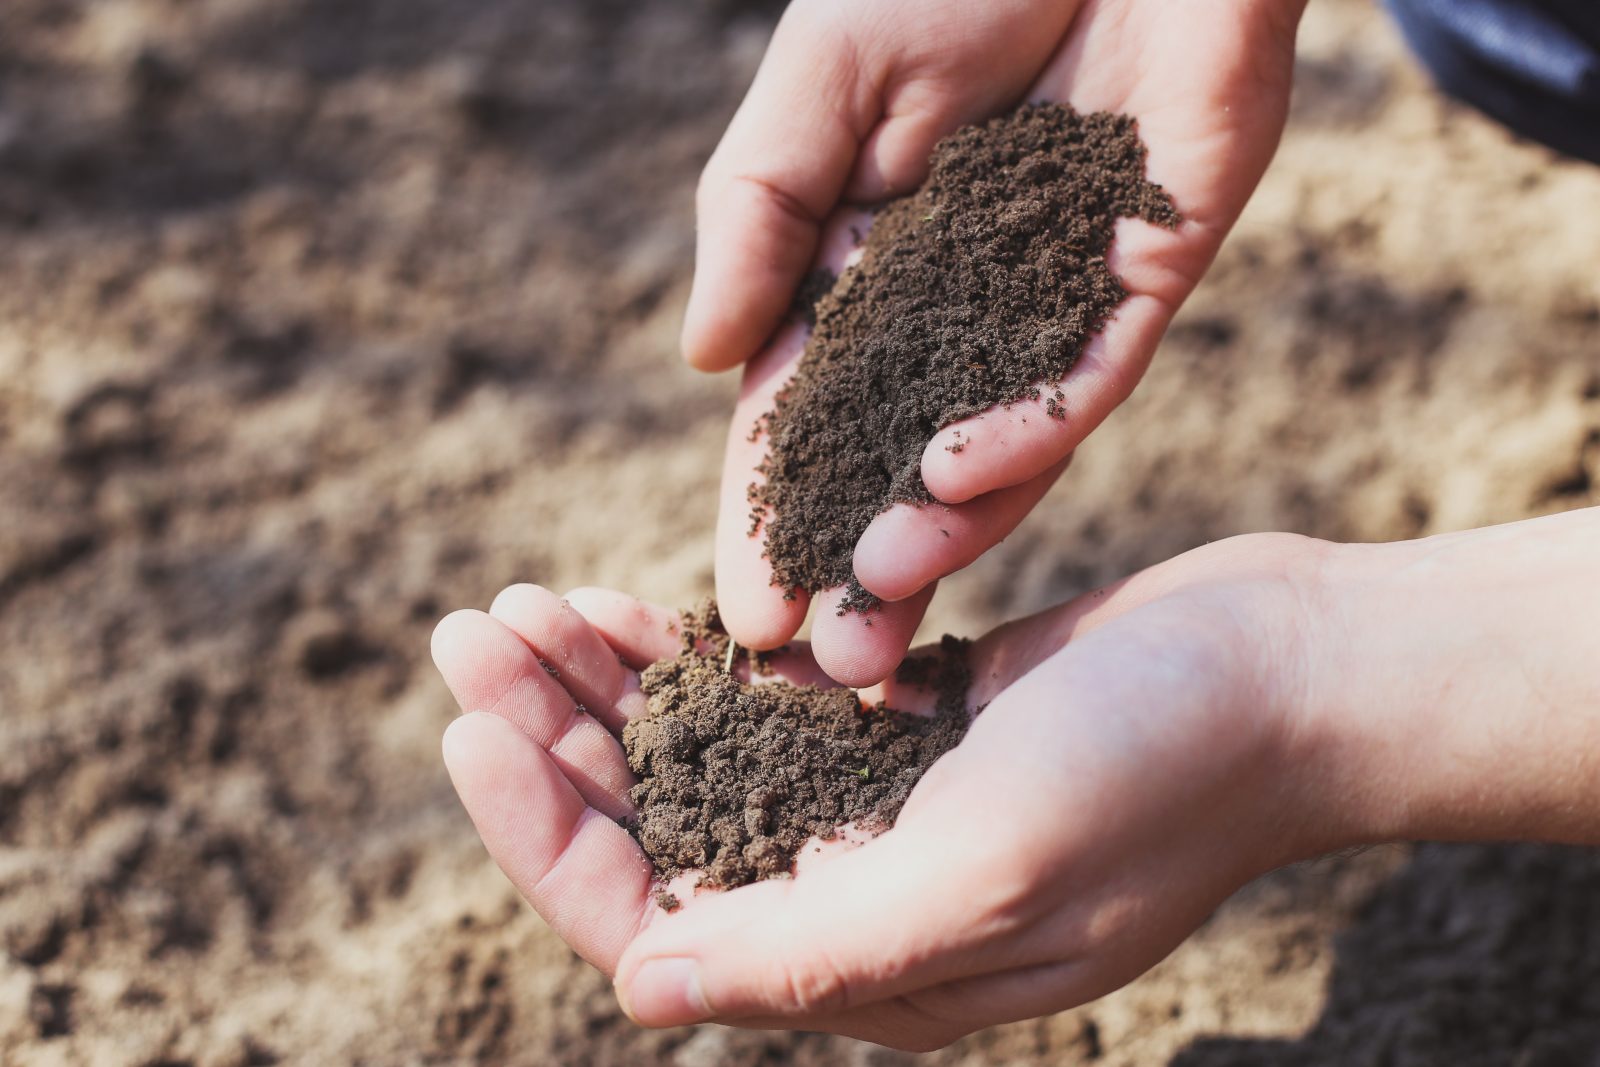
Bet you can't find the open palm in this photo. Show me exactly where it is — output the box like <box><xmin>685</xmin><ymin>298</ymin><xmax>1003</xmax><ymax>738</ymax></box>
<box><xmin>700</xmin><ymin>0</ymin><xmax>1307</xmax><ymax>684</ymax></box>
<box><xmin>430</xmin><ymin>532</ymin><xmax>1327</xmax><ymax>1049</ymax></box>
<box><xmin>429</xmin><ymin>584</ymin><xmax>971</xmax><ymax>975</ymax></box>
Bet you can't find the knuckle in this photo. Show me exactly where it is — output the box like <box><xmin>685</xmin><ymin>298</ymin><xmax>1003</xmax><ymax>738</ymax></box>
<box><xmin>774</xmin><ymin>945</ymin><xmax>852</xmax><ymax>1015</ymax></box>
<box><xmin>695</xmin><ymin>166</ymin><xmax>817</xmax><ymax>235</ymax></box>
<box><xmin>738</xmin><ymin>172</ymin><xmax>824</xmax><ymax>230</ymax></box>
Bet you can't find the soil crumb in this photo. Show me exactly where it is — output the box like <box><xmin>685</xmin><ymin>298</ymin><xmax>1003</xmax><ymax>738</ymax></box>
<box><xmin>752</xmin><ymin>104</ymin><xmax>1179</xmax><ymax>611</ymax></box>
<box><xmin>623</xmin><ymin>600</ymin><xmax>972</xmax><ymax>891</ymax></box>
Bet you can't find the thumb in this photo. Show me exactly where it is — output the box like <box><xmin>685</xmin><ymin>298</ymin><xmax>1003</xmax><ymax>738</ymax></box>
<box><xmin>684</xmin><ymin>0</ymin><xmax>1086</xmax><ymax>372</ymax></box>
<box><xmin>681</xmin><ymin>4</ymin><xmax>873</xmax><ymax>372</ymax></box>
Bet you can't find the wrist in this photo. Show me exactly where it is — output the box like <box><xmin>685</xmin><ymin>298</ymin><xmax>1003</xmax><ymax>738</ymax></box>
<box><xmin>1210</xmin><ymin>532</ymin><xmax>1359</xmax><ymax>871</ymax></box>
<box><xmin>1271</xmin><ymin>537</ymin><xmax>1416</xmax><ymax>859</ymax></box>
<box><xmin>1289</xmin><ymin>511</ymin><xmax>1600</xmax><ymax>853</ymax></box>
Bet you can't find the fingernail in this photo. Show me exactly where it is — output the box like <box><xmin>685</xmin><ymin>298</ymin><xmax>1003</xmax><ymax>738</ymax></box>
<box><xmin>620</xmin><ymin>958</ymin><xmax>711</xmax><ymax>1026</ymax></box>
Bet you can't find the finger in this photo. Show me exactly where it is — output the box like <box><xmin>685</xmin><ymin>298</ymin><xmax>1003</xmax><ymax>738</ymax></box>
<box><xmin>686</xmin><ymin>0</ymin><xmax>1099</xmax><ymax>371</ymax></box>
<box><xmin>565</xmin><ymin>585</ymin><xmax>840</xmax><ymax>693</ymax></box>
<box><xmin>443</xmin><ymin>712</ymin><xmax>652</xmax><ymax>974</ymax></box>
<box><xmin>560</xmin><ymin>587</ymin><xmax>681</xmax><ymax>671</ymax></box>
<box><xmin>1034</xmin><ymin>0</ymin><xmax>1298</xmax><ymax>244</ymax></box>
<box><xmin>924</xmin><ymin>3</ymin><xmax>1302</xmax><ymax>508</ymax></box>
<box><xmin>490</xmin><ymin>584</ymin><xmax>647</xmax><ymax>733</ymax></box>
<box><xmin>432</xmin><ymin>610</ymin><xmax>636</xmax><ymax>821</ymax></box>
<box><xmin>715</xmin><ymin>319</ymin><xmax>813</xmax><ymax>651</ymax></box>
<box><xmin>715</xmin><ymin>210</ymin><xmax>871</xmax><ymax>651</ymax></box>
<box><xmin>921</xmin><ymin>282</ymin><xmax>1171</xmax><ymax>504</ymax></box>
<box><xmin>682</xmin><ymin>4</ymin><xmax>876</xmax><ymax>372</ymax></box>
<box><xmin>854</xmin><ymin>459</ymin><xmax>1070</xmax><ymax>603</ymax></box>
<box><xmin>751</xmin><ymin>644</ymin><xmax>842</xmax><ymax>691</ymax></box>
<box><xmin>807</xmin><ymin>583</ymin><xmax>938</xmax><ymax>688</ymax></box>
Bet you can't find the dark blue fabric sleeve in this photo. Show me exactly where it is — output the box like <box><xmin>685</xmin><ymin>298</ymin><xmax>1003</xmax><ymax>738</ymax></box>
<box><xmin>1385</xmin><ymin>0</ymin><xmax>1600</xmax><ymax>164</ymax></box>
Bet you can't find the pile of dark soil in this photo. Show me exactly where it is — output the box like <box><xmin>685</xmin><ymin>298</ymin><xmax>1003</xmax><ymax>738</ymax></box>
<box><xmin>622</xmin><ymin>601</ymin><xmax>971</xmax><ymax>891</ymax></box>
<box><xmin>752</xmin><ymin>103</ymin><xmax>1179</xmax><ymax>610</ymax></box>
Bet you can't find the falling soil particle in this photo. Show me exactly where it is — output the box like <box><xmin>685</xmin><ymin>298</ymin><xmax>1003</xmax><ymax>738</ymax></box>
<box><xmin>622</xmin><ymin>600</ymin><xmax>972</xmax><ymax>893</ymax></box>
<box><xmin>752</xmin><ymin>103</ymin><xmax>1178</xmax><ymax>611</ymax></box>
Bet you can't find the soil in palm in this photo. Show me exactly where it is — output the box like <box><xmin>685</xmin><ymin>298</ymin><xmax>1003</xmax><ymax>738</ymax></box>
<box><xmin>622</xmin><ymin>601</ymin><xmax>972</xmax><ymax>892</ymax></box>
<box><xmin>753</xmin><ymin>103</ymin><xmax>1179</xmax><ymax>611</ymax></box>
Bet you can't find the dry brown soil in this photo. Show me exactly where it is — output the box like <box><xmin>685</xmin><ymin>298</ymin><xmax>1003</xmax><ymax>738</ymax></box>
<box><xmin>2</xmin><ymin>0</ymin><xmax>1599</xmax><ymax>1064</ymax></box>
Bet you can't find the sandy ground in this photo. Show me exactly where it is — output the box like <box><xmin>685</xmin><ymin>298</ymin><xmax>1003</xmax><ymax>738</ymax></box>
<box><xmin>2</xmin><ymin>0</ymin><xmax>1599</xmax><ymax>1063</ymax></box>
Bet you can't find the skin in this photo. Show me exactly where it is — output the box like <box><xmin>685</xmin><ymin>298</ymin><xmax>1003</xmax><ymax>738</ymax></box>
<box><xmin>698</xmin><ymin>0</ymin><xmax>1310</xmax><ymax>685</ymax></box>
<box><xmin>432</xmin><ymin>508</ymin><xmax>1600</xmax><ymax>1051</ymax></box>
<box><xmin>432</xmin><ymin>0</ymin><xmax>1600</xmax><ymax>1049</ymax></box>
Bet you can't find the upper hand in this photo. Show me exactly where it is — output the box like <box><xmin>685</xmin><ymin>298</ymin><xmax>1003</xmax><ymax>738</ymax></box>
<box><xmin>701</xmin><ymin>0</ymin><xmax>1309</xmax><ymax>684</ymax></box>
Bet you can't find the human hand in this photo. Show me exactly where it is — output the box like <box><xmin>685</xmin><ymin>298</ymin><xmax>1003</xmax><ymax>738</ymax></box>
<box><xmin>431</xmin><ymin>531</ymin><xmax>1340</xmax><ymax>1049</ymax></box>
<box><xmin>606</xmin><ymin>507</ymin><xmax>1600</xmax><ymax>1047</ymax></box>
<box><xmin>702</xmin><ymin>0</ymin><xmax>1310</xmax><ymax>685</ymax></box>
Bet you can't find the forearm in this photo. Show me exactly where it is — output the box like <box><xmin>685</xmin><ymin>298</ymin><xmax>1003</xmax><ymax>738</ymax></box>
<box><xmin>1305</xmin><ymin>507</ymin><xmax>1600</xmax><ymax>849</ymax></box>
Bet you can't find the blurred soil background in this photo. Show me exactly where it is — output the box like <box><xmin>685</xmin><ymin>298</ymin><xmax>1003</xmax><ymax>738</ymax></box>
<box><xmin>1</xmin><ymin>0</ymin><xmax>1598</xmax><ymax>1063</ymax></box>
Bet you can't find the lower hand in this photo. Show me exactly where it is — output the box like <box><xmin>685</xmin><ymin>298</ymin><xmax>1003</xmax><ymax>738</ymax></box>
<box><xmin>431</xmin><ymin>531</ymin><xmax>1340</xmax><ymax>1049</ymax></box>
<box><xmin>606</xmin><ymin>507</ymin><xmax>1600</xmax><ymax>1046</ymax></box>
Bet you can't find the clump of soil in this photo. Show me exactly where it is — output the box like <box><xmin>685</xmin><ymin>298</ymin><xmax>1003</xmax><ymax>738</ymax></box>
<box><xmin>752</xmin><ymin>104</ymin><xmax>1179</xmax><ymax>610</ymax></box>
<box><xmin>622</xmin><ymin>601</ymin><xmax>972</xmax><ymax>891</ymax></box>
